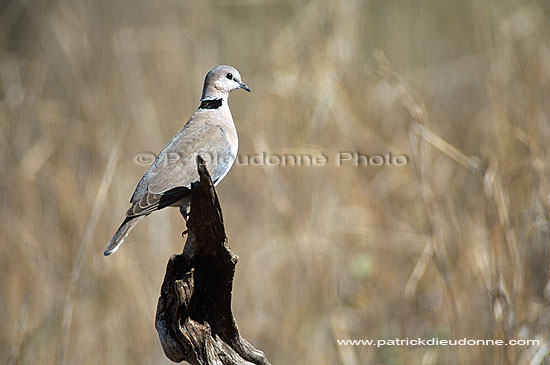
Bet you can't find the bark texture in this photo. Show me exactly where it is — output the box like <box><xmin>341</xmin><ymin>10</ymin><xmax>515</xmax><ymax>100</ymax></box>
<box><xmin>155</xmin><ymin>156</ymin><xmax>270</xmax><ymax>365</ymax></box>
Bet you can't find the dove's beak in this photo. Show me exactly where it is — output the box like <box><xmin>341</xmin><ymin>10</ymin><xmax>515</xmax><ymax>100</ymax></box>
<box><xmin>239</xmin><ymin>81</ymin><xmax>251</xmax><ymax>92</ymax></box>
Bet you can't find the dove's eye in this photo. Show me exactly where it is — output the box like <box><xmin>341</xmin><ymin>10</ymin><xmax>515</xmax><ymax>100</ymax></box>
<box><xmin>226</xmin><ymin>73</ymin><xmax>233</xmax><ymax>80</ymax></box>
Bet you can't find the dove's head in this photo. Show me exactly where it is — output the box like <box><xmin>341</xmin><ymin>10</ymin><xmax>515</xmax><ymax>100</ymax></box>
<box><xmin>201</xmin><ymin>65</ymin><xmax>250</xmax><ymax>100</ymax></box>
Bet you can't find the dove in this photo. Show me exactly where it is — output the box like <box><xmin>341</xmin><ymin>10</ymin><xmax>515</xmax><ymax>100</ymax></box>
<box><xmin>104</xmin><ymin>65</ymin><xmax>250</xmax><ymax>256</ymax></box>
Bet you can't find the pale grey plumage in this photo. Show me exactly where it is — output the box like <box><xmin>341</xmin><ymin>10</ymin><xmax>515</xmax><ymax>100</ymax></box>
<box><xmin>104</xmin><ymin>65</ymin><xmax>249</xmax><ymax>256</ymax></box>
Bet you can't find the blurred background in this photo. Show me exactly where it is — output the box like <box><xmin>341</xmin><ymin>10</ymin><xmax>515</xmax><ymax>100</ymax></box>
<box><xmin>2</xmin><ymin>0</ymin><xmax>550</xmax><ymax>364</ymax></box>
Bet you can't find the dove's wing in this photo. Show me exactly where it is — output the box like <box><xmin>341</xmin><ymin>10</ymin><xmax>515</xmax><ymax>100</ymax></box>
<box><xmin>127</xmin><ymin>118</ymin><xmax>236</xmax><ymax>217</ymax></box>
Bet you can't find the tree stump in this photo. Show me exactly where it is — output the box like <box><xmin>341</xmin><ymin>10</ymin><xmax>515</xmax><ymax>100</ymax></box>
<box><xmin>155</xmin><ymin>156</ymin><xmax>270</xmax><ymax>365</ymax></box>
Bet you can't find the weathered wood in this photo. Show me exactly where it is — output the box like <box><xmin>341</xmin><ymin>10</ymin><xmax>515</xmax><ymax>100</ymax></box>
<box><xmin>155</xmin><ymin>156</ymin><xmax>270</xmax><ymax>365</ymax></box>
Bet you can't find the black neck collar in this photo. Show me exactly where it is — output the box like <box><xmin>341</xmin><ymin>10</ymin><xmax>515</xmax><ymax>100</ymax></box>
<box><xmin>199</xmin><ymin>98</ymin><xmax>223</xmax><ymax>110</ymax></box>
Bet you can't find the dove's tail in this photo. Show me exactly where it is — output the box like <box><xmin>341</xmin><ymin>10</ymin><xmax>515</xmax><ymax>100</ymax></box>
<box><xmin>104</xmin><ymin>216</ymin><xmax>145</xmax><ymax>256</ymax></box>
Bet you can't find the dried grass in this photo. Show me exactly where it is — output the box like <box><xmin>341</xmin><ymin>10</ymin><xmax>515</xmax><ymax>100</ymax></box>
<box><xmin>1</xmin><ymin>0</ymin><xmax>550</xmax><ymax>364</ymax></box>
